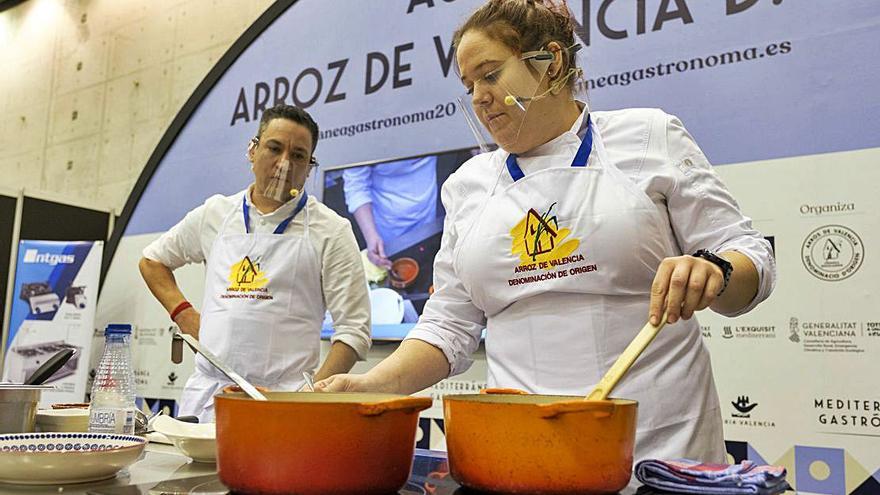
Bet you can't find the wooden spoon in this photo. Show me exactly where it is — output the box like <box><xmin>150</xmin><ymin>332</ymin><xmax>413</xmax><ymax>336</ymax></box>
<box><xmin>585</xmin><ymin>313</ymin><xmax>668</xmax><ymax>401</ymax></box>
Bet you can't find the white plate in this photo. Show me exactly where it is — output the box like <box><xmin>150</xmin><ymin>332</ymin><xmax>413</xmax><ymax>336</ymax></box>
<box><xmin>0</xmin><ymin>432</ymin><xmax>145</xmax><ymax>485</ymax></box>
<box><xmin>145</xmin><ymin>431</ymin><xmax>173</xmax><ymax>445</ymax></box>
<box><xmin>151</xmin><ymin>416</ymin><xmax>216</xmax><ymax>463</ymax></box>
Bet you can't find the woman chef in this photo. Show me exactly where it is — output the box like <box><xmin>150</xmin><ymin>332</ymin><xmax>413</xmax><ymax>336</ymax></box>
<box><xmin>317</xmin><ymin>0</ymin><xmax>776</xmax><ymax>463</ymax></box>
<box><xmin>140</xmin><ymin>104</ymin><xmax>371</xmax><ymax>422</ymax></box>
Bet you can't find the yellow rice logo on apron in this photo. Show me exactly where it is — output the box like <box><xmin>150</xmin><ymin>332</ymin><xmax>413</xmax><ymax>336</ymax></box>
<box><xmin>227</xmin><ymin>256</ymin><xmax>269</xmax><ymax>290</ymax></box>
<box><xmin>510</xmin><ymin>202</ymin><xmax>580</xmax><ymax>267</ymax></box>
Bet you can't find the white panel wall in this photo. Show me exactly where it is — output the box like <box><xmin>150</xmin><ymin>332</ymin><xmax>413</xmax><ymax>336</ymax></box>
<box><xmin>0</xmin><ymin>0</ymin><xmax>273</xmax><ymax>210</ymax></box>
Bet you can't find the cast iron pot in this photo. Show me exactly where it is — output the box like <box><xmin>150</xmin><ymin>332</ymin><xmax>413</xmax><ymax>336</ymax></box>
<box><xmin>443</xmin><ymin>389</ymin><xmax>638</xmax><ymax>494</ymax></box>
<box><xmin>215</xmin><ymin>391</ymin><xmax>431</xmax><ymax>495</ymax></box>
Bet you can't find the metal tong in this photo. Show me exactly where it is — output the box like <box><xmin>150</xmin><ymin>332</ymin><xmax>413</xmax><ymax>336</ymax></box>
<box><xmin>171</xmin><ymin>330</ymin><xmax>268</xmax><ymax>401</ymax></box>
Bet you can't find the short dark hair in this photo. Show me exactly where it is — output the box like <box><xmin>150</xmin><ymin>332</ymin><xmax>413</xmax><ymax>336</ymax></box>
<box><xmin>256</xmin><ymin>104</ymin><xmax>319</xmax><ymax>153</ymax></box>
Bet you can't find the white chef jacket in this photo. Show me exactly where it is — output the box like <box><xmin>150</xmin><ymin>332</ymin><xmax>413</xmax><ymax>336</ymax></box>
<box><xmin>143</xmin><ymin>188</ymin><xmax>371</xmax><ymax>359</ymax></box>
<box><xmin>407</xmin><ymin>107</ymin><xmax>776</xmax><ymax>375</ymax></box>
<box><xmin>342</xmin><ymin>156</ymin><xmax>439</xmax><ymax>240</ymax></box>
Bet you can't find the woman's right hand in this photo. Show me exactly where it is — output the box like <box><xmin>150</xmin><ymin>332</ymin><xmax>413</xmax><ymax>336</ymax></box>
<box><xmin>174</xmin><ymin>307</ymin><xmax>201</xmax><ymax>340</ymax></box>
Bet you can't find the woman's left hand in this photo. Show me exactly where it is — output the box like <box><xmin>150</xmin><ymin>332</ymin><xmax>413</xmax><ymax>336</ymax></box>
<box><xmin>649</xmin><ymin>255</ymin><xmax>725</xmax><ymax>326</ymax></box>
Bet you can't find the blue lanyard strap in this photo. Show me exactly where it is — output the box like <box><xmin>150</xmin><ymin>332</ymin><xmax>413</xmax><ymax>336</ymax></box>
<box><xmin>505</xmin><ymin>115</ymin><xmax>593</xmax><ymax>182</ymax></box>
<box><xmin>242</xmin><ymin>192</ymin><xmax>308</xmax><ymax>234</ymax></box>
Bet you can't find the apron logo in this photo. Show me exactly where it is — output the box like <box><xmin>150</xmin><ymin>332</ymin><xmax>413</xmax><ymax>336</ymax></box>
<box><xmin>510</xmin><ymin>202</ymin><xmax>581</xmax><ymax>267</ymax></box>
<box><xmin>221</xmin><ymin>256</ymin><xmax>273</xmax><ymax>301</ymax></box>
<box><xmin>507</xmin><ymin>203</ymin><xmax>597</xmax><ymax>287</ymax></box>
<box><xmin>506</xmin><ymin>202</ymin><xmax>597</xmax><ymax>287</ymax></box>
<box><xmin>229</xmin><ymin>256</ymin><xmax>269</xmax><ymax>289</ymax></box>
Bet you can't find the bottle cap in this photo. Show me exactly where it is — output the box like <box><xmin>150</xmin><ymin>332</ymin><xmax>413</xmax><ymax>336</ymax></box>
<box><xmin>105</xmin><ymin>323</ymin><xmax>132</xmax><ymax>335</ymax></box>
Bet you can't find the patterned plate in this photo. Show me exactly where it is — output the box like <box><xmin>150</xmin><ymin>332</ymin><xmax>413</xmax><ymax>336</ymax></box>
<box><xmin>0</xmin><ymin>432</ymin><xmax>146</xmax><ymax>485</ymax></box>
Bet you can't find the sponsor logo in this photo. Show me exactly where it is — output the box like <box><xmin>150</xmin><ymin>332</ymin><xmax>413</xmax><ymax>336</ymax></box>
<box><xmin>167</xmin><ymin>372</ymin><xmax>178</xmax><ymax>386</ymax></box>
<box><xmin>701</xmin><ymin>325</ymin><xmax>711</xmax><ymax>338</ymax></box>
<box><xmin>802</xmin><ymin>225</ymin><xmax>864</xmax><ymax>281</ymax></box>
<box><xmin>22</xmin><ymin>249</ymin><xmax>75</xmax><ymax>265</ymax></box>
<box><xmin>721</xmin><ymin>325</ymin><xmax>776</xmax><ymax>339</ymax></box>
<box><xmin>732</xmin><ymin>396</ymin><xmax>758</xmax><ymax>417</ymax></box>
<box><xmin>789</xmin><ymin>318</ymin><xmax>864</xmax><ymax>353</ymax></box>
<box><xmin>814</xmin><ymin>398</ymin><xmax>880</xmax><ymax>431</ymax></box>
<box><xmin>789</xmin><ymin>317</ymin><xmax>800</xmax><ymax>343</ymax></box>
<box><xmin>725</xmin><ymin>395</ymin><xmax>775</xmax><ymax>428</ymax></box>
<box><xmin>866</xmin><ymin>322</ymin><xmax>880</xmax><ymax>338</ymax></box>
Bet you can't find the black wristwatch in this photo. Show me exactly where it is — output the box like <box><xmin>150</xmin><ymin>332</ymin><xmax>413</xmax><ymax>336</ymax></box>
<box><xmin>692</xmin><ymin>249</ymin><xmax>733</xmax><ymax>295</ymax></box>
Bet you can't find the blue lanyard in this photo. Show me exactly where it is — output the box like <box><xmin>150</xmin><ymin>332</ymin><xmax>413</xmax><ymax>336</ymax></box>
<box><xmin>242</xmin><ymin>192</ymin><xmax>308</xmax><ymax>234</ymax></box>
<box><xmin>505</xmin><ymin>116</ymin><xmax>593</xmax><ymax>182</ymax></box>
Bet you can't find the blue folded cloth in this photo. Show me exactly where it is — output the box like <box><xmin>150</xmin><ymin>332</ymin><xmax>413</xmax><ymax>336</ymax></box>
<box><xmin>634</xmin><ymin>458</ymin><xmax>790</xmax><ymax>495</ymax></box>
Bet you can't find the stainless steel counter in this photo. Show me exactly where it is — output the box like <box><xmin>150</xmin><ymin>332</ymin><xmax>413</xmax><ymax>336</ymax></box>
<box><xmin>0</xmin><ymin>443</ymin><xmax>699</xmax><ymax>494</ymax></box>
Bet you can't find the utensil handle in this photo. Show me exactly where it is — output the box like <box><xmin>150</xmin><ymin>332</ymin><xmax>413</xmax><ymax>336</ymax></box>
<box><xmin>176</xmin><ymin>331</ymin><xmax>268</xmax><ymax>401</ymax></box>
<box><xmin>301</xmin><ymin>372</ymin><xmax>315</xmax><ymax>392</ymax></box>
<box><xmin>586</xmin><ymin>313</ymin><xmax>667</xmax><ymax>401</ymax></box>
<box><xmin>357</xmin><ymin>396</ymin><xmax>433</xmax><ymax>416</ymax></box>
<box><xmin>171</xmin><ymin>334</ymin><xmax>183</xmax><ymax>364</ymax></box>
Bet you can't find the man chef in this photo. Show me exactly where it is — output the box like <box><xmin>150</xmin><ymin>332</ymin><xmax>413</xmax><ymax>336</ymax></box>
<box><xmin>140</xmin><ymin>104</ymin><xmax>371</xmax><ymax>421</ymax></box>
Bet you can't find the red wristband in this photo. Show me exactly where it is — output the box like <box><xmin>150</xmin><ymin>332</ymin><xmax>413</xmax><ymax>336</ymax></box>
<box><xmin>170</xmin><ymin>301</ymin><xmax>192</xmax><ymax>322</ymax></box>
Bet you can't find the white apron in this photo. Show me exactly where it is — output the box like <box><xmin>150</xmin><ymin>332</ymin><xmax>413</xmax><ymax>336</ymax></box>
<box><xmin>178</xmin><ymin>193</ymin><xmax>323</xmax><ymax>422</ymax></box>
<box><xmin>453</xmin><ymin>115</ymin><xmax>725</xmax><ymax>463</ymax></box>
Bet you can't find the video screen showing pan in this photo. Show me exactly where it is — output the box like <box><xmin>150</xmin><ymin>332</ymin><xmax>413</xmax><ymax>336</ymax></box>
<box><xmin>321</xmin><ymin>148</ymin><xmax>476</xmax><ymax>340</ymax></box>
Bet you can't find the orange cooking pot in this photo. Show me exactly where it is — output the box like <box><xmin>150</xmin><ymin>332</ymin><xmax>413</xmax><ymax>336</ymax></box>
<box><xmin>443</xmin><ymin>389</ymin><xmax>637</xmax><ymax>494</ymax></box>
<box><xmin>215</xmin><ymin>391</ymin><xmax>432</xmax><ymax>494</ymax></box>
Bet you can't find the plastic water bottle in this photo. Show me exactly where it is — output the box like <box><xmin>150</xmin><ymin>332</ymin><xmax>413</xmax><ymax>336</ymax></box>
<box><xmin>88</xmin><ymin>324</ymin><xmax>137</xmax><ymax>434</ymax></box>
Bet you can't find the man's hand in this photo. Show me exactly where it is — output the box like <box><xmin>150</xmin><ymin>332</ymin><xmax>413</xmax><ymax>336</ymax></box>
<box><xmin>352</xmin><ymin>204</ymin><xmax>392</xmax><ymax>269</ymax></box>
<box><xmin>365</xmin><ymin>233</ymin><xmax>392</xmax><ymax>269</ymax></box>
<box><xmin>173</xmin><ymin>307</ymin><xmax>201</xmax><ymax>340</ymax></box>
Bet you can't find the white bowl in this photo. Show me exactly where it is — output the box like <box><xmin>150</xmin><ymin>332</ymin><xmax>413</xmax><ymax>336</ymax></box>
<box><xmin>35</xmin><ymin>408</ymin><xmax>89</xmax><ymax>432</ymax></box>
<box><xmin>370</xmin><ymin>287</ymin><xmax>404</xmax><ymax>324</ymax></box>
<box><xmin>0</xmin><ymin>432</ymin><xmax>145</xmax><ymax>484</ymax></box>
<box><xmin>151</xmin><ymin>416</ymin><xmax>216</xmax><ymax>463</ymax></box>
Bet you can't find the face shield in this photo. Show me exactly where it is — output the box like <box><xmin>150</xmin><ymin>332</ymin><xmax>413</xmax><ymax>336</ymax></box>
<box><xmin>457</xmin><ymin>43</ymin><xmax>583</xmax><ymax>154</ymax></box>
<box><xmin>249</xmin><ymin>137</ymin><xmax>318</xmax><ymax>203</ymax></box>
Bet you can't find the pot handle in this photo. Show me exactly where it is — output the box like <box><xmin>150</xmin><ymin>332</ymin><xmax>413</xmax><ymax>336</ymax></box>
<box><xmin>538</xmin><ymin>400</ymin><xmax>616</xmax><ymax>419</ymax></box>
<box><xmin>358</xmin><ymin>396</ymin><xmax>433</xmax><ymax>416</ymax></box>
<box><xmin>480</xmin><ymin>388</ymin><xmax>529</xmax><ymax>395</ymax></box>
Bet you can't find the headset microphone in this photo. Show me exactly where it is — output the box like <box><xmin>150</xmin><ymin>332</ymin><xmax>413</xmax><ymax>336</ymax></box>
<box><xmin>504</xmin><ymin>94</ymin><xmax>526</xmax><ymax>111</ymax></box>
